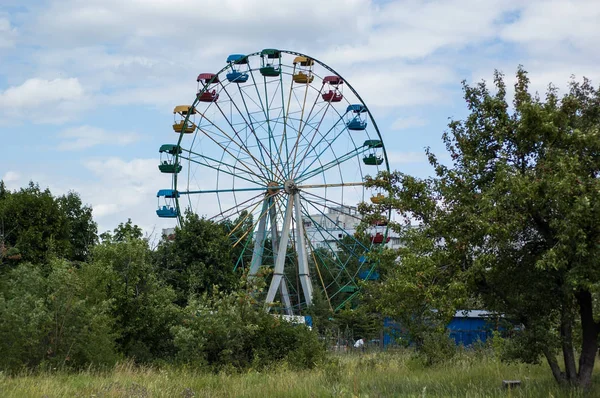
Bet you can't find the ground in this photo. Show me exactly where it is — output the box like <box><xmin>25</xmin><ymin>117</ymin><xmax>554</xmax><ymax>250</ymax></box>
<box><xmin>1</xmin><ymin>350</ymin><xmax>598</xmax><ymax>397</ymax></box>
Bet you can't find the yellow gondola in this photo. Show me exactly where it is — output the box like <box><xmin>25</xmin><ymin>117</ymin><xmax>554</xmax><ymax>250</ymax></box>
<box><xmin>173</xmin><ymin>121</ymin><xmax>196</xmax><ymax>134</ymax></box>
<box><xmin>293</xmin><ymin>71</ymin><xmax>314</xmax><ymax>84</ymax></box>
<box><xmin>173</xmin><ymin>105</ymin><xmax>196</xmax><ymax>115</ymax></box>
<box><xmin>370</xmin><ymin>193</ymin><xmax>385</xmax><ymax>204</ymax></box>
<box><xmin>293</xmin><ymin>56</ymin><xmax>314</xmax><ymax>67</ymax></box>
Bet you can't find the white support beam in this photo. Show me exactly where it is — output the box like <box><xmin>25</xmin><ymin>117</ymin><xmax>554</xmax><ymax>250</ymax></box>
<box><xmin>294</xmin><ymin>193</ymin><xmax>313</xmax><ymax>306</ymax></box>
<box><xmin>265</xmin><ymin>195</ymin><xmax>294</xmax><ymax>308</ymax></box>
<box><xmin>248</xmin><ymin>198</ymin><xmax>269</xmax><ymax>277</ymax></box>
<box><xmin>269</xmin><ymin>198</ymin><xmax>292</xmax><ymax>314</ymax></box>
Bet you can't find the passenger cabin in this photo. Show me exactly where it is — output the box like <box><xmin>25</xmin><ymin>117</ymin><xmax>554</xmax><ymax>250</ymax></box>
<box><xmin>158</xmin><ymin>144</ymin><xmax>182</xmax><ymax>174</ymax></box>
<box><xmin>156</xmin><ymin>189</ymin><xmax>180</xmax><ymax>218</ymax></box>
<box><xmin>173</xmin><ymin>106</ymin><xmax>197</xmax><ymax>134</ymax></box>
<box><xmin>358</xmin><ymin>270</ymin><xmax>380</xmax><ymax>280</ymax></box>
<box><xmin>173</xmin><ymin>121</ymin><xmax>196</xmax><ymax>133</ymax></box>
<box><xmin>322</xmin><ymin>75</ymin><xmax>344</xmax><ymax>102</ymax></box>
<box><xmin>339</xmin><ymin>285</ymin><xmax>357</xmax><ymax>293</ymax></box>
<box><xmin>197</xmin><ymin>73</ymin><xmax>219</xmax><ymax>102</ymax></box>
<box><xmin>226</xmin><ymin>54</ymin><xmax>249</xmax><ymax>83</ymax></box>
<box><xmin>370</xmin><ymin>232</ymin><xmax>390</xmax><ymax>245</ymax></box>
<box><xmin>293</xmin><ymin>71</ymin><xmax>314</xmax><ymax>84</ymax></box>
<box><xmin>363</xmin><ymin>154</ymin><xmax>383</xmax><ymax>166</ymax></box>
<box><xmin>370</xmin><ymin>193</ymin><xmax>385</xmax><ymax>204</ymax></box>
<box><xmin>363</xmin><ymin>139</ymin><xmax>383</xmax><ymax>149</ymax></box>
<box><xmin>346</xmin><ymin>104</ymin><xmax>368</xmax><ymax>131</ymax></box>
<box><xmin>260</xmin><ymin>49</ymin><xmax>281</xmax><ymax>77</ymax></box>
<box><xmin>292</xmin><ymin>56</ymin><xmax>314</xmax><ymax>84</ymax></box>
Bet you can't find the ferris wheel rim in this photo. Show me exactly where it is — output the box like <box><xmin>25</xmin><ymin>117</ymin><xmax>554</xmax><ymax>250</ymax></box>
<box><xmin>166</xmin><ymin>49</ymin><xmax>391</xmax><ymax>312</ymax></box>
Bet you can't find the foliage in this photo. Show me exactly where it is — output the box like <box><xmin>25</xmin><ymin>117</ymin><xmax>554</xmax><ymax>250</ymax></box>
<box><xmin>172</xmin><ymin>279</ymin><xmax>326</xmax><ymax>371</ymax></box>
<box><xmin>0</xmin><ymin>182</ymin><xmax>97</xmax><ymax>265</ymax></box>
<box><xmin>0</xmin><ymin>261</ymin><xmax>117</xmax><ymax>372</ymax></box>
<box><xmin>92</xmin><ymin>221</ymin><xmax>180</xmax><ymax>362</ymax></box>
<box><xmin>155</xmin><ymin>212</ymin><xmax>238</xmax><ymax>305</ymax></box>
<box><xmin>362</xmin><ymin>68</ymin><xmax>600</xmax><ymax>388</ymax></box>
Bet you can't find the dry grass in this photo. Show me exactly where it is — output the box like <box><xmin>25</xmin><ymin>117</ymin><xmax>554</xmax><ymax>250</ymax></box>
<box><xmin>0</xmin><ymin>350</ymin><xmax>598</xmax><ymax>397</ymax></box>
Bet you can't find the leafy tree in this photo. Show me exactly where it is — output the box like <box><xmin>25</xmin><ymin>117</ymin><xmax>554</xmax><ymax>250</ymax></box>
<box><xmin>93</xmin><ymin>221</ymin><xmax>180</xmax><ymax>362</ymax></box>
<box><xmin>57</xmin><ymin>191</ymin><xmax>97</xmax><ymax>262</ymax></box>
<box><xmin>0</xmin><ymin>182</ymin><xmax>97</xmax><ymax>265</ymax></box>
<box><xmin>155</xmin><ymin>212</ymin><xmax>237</xmax><ymax>305</ymax></box>
<box><xmin>362</xmin><ymin>69</ymin><xmax>600</xmax><ymax>388</ymax></box>
<box><xmin>0</xmin><ymin>261</ymin><xmax>117</xmax><ymax>372</ymax></box>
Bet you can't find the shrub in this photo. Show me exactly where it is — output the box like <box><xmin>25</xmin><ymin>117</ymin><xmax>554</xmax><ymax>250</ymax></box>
<box><xmin>172</xmin><ymin>286</ymin><xmax>325</xmax><ymax>371</ymax></box>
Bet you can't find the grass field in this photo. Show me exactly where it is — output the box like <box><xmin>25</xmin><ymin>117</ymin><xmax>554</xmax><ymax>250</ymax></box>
<box><xmin>1</xmin><ymin>350</ymin><xmax>598</xmax><ymax>397</ymax></box>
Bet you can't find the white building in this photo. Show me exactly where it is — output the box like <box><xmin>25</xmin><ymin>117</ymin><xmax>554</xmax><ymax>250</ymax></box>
<box><xmin>303</xmin><ymin>205</ymin><xmax>401</xmax><ymax>251</ymax></box>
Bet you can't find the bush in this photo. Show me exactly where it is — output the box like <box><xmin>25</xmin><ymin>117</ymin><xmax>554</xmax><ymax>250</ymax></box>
<box><xmin>0</xmin><ymin>261</ymin><xmax>118</xmax><ymax>372</ymax></box>
<box><xmin>418</xmin><ymin>331</ymin><xmax>457</xmax><ymax>366</ymax></box>
<box><xmin>172</xmin><ymin>286</ymin><xmax>325</xmax><ymax>371</ymax></box>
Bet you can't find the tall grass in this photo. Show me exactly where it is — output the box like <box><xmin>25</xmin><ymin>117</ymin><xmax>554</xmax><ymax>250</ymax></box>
<box><xmin>0</xmin><ymin>349</ymin><xmax>597</xmax><ymax>397</ymax></box>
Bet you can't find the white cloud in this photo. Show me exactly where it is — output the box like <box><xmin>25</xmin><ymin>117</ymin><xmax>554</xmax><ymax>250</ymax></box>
<box><xmin>0</xmin><ymin>78</ymin><xmax>89</xmax><ymax>124</ymax></box>
<box><xmin>391</xmin><ymin>116</ymin><xmax>427</xmax><ymax>131</ymax></box>
<box><xmin>2</xmin><ymin>171</ymin><xmax>20</xmax><ymax>183</ymax></box>
<box><xmin>57</xmin><ymin>125</ymin><xmax>142</xmax><ymax>151</ymax></box>
<box><xmin>82</xmin><ymin>157</ymin><xmax>175</xmax><ymax>233</ymax></box>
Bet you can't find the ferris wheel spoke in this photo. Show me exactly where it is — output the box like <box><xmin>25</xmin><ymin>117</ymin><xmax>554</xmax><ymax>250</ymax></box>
<box><xmin>213</xmin><ymin>101</ymin><xmax>271</xmax><ymax>181</ymax></box>
<box><xmin>193</xmin><ymin>110</ymin><xmax>271</xmax><ymax>181</ymax></box>
<box><xmin>180</xmin><ymin>185</ymin><xmax>280</xmax><ymax>195</ymax></box>
<box><xmin>277</xmin><ymin>65</ymin><xmax>295</xmax><ymax>177</ymax></box>
<box><xmin>300</xmin><ymin>194</ymin><xmax>370</xmax><ymax>253</ymax></box>
<box><xmin>179</xmin><ymin>153</ymin><xmax>263</xmax><ymax>187</ymax></box>
<box><xmin>296</xmin><ymin>145</ymin><xmax>371</xmax><ymax>184</ymax></box>
<box><xmin>299</xmin><ymin>189</ymin><xmax>364</xmax><ymax>224</ymax></box>
<box><xmin>231</xmin><ymin>195</ymin><xmax>276</xmax><ymax>248</ymax></box>
<box><xmin>299</xmin><ymin>205</ymin><xmax>362</xmax><ymax>291</ymax></box>
<box><xmin>303</xmin><ymin>227</ymin><xmax>334</xmax><ymax>311</ymax></box>
<box><xmin>291</xmin><ymin>111</ymin><xmax>348</xmax><ymax>179</ymax></box>
<box><xmin>289</xmin><ymin>84</ymin><xmax>327</xmax><ymax>177</ymax></box>
<box><xmin>192</xmin><ymin>124</ymin><xmax>270</xmax><ymax>182</ymax></box>
<box><xmin>235</xmin><ymin>83</ymin><xmax>286</xmax><ymax>182</ymax></box>
<box><xmin>207</xmin><ymin>191</ymin><xmax>266</xmax><ymax>222</ymax></box>
<box><xmin>219</xmin><ymin>82</ymin><xmax>281</xmax><ymax>181</ymax></box>
<box><xmin>248</xmin><ymin>68</ymin><xmax>286</xmax><ymax>183</ymax></box>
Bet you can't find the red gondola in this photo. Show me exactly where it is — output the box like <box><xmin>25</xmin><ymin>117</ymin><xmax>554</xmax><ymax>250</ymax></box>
<box><xmin>322</xmin><ymin>75</ymin><xmax>344</xmax><ymax>102</ymax></box>
<box><xmin>370</xmin><ymin>233</ymin><xmax>390</xmax><ymax>244</ymax></box>
<box><xmin>197</xmin><ymin>73</ymin><xmax>219</xmax><ymax>102</ymax></box>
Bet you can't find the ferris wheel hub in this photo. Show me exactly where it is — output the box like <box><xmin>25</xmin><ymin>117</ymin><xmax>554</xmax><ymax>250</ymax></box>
<box><xmin>284</xmin><ymin>179</ymin><xmax>298</xmax><ymax>194</ymax></box>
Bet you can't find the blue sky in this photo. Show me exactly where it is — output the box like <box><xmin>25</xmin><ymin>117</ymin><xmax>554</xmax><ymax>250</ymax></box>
<box><xmin>1</xmin><ymin>0</ymin><xmax>599</xmax><ymax>236</ymax></box>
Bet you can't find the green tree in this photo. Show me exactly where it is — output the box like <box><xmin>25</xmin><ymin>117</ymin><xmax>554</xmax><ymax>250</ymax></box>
<box><xmin>93</xmin><ymin>221</ymin><xmax>180</xmax><ymax>362</ymax></box>
<box><xmin>57</xmin><ymin>191</ymin><xmax>97</xmax><ymax>262</ymax></box>
<box><xmin>155</xmin><ymin>212</ymin><xmax>237</xmax><ymax>305</ymax></box>
<box><xmin>362</xmin><ymin>69</ymin><xmax>600</xmax><ymax>388</ymax></box>
<box><xmin>0</xmin><ymin>261</ymin><xmax>117</xmax><ymax>372</ymax></box>
<box><xmin>0</xmin><ymin>182</ymin><xmax>97</xmax><ymax>265</ymax></box>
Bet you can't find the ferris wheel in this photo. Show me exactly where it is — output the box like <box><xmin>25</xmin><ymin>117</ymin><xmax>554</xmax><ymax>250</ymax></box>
<box><xmin>156</xmin><ymin>49</ymin><xmax>390</xmax><ymax>314</ymax></box>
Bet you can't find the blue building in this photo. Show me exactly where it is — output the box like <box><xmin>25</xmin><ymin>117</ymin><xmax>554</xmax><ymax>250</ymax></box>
<box><xmin>383</xmin><ymin>310</ymin><xmax>500</xmax><ymax>347</ymax></box>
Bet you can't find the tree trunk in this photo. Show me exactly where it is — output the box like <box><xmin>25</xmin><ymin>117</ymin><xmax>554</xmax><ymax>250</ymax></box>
<box><xmin>560</xmin><ymin>300</ymin><xmax>577</xmax><ymax>383</ymax></box>
<box><xmin>543</xmin><ymin>348</ymin><xmax>566</xmax><ymax>385</ymax></box>
<box><xmin>576</xmin><ymin>290</ymin><xmax>599</xmax><ymax>389</ymax></box>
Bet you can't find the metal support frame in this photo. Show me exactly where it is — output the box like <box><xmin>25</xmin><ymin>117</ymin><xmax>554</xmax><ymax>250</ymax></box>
<box><xmin>269</xmin><ymin>198</ymin><xmax>292</xmax><ymax>314</ymax></box>
<box><xmin>265</xmin><ymin>192</ymin><xmax>313</xmax><ymax>313</ymax></box>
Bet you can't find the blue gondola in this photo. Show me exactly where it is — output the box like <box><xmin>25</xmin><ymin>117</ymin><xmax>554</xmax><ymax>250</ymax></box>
<box><xmin>346</xmin><ymin>104</ymin><xmax>368</xmax><ymax>130</ymax></box>
<box><xmin>226</xmin><ymin>54</ymin><xmax>249</xmax><ymax>83</ymax></box>
<box><xmin>156</xmin><ymin>189</ymin><xmax>180</xmax><ymax>218</ymax></box>
<box><xmin>358</xmin><ymin>270</ymin><xmax>380</xmax><ymax>280</ymax></box>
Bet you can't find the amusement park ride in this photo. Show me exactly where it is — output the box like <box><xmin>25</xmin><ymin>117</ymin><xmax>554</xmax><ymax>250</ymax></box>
<box><xmin>155</xmin><ymin>50</ymin><xmax>390</xmax><ymax>314</ymax></box>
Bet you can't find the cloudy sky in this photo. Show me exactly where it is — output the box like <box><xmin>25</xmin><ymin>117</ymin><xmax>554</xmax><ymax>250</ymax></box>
<box><xmin>1</xmin><ymin>0</ymin><xmax>599</xmax><ymax>235</ymax></box>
